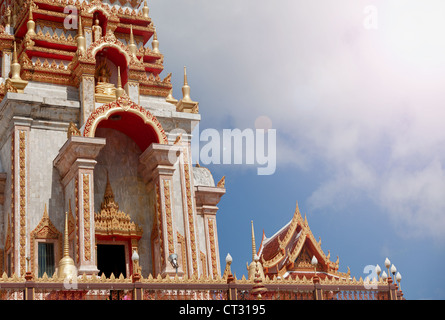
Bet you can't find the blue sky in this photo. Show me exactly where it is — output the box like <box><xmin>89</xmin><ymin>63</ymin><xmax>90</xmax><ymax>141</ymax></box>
<box><xmin>149</xmin><ymin>0</ymin><xmax>445</xmax><ymax>299</ymax></box>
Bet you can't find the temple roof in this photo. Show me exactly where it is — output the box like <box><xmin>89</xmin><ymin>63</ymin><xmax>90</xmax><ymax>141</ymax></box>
<box><xmin>256</xmin><ymin>203</ymin><xmax>349</xmax><ymax>280</ymax></box>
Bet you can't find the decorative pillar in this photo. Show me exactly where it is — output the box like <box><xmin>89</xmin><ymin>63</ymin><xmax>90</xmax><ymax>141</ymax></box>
<box><xmin>12</xmin><ymin>123</ymin><xmax>30</xmax><ymax>277</ymax></box>
<box><xmin>53</xmin><ymin>136</ymin><xmax>105</xmax><ymax>275</ymax></box>
<box><xmin>194</xmin><ymin>185</ymin><xmax>225</xmax><ymax>279</ymax></box>
<box><xmin>139</xmin><ymin>144</ymin><xmax>181</xmax><ymax>277</ymax></box>
<box><xmin>177</xmin><ymin>142</ymin><xmax>201</xmax><ymax>278</ymax></box>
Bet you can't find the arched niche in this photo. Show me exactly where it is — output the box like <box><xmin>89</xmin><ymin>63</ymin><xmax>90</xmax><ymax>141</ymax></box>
<box><xmin>95</xmin><ymin>46</ymin><xmax>129</xmax><ymax>90</ymax></box>
<box><xmin>92</xmin><ymin>10</ymin><xmax>108</xmax><ymax>40</ymax></box>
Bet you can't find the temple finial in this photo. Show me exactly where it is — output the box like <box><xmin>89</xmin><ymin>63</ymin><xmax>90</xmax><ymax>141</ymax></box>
<box><xmin>184</xmin><ymin>66</ymin><xmax>188</xmax><ymax>85</ymax></box>
<box><xmin>63</xmin><ymin>212</ymin><xmax>69</xmax><ymax>258</ymax></box>
<box><xmin>27</xmin><ymin>1</ymin><xmax>36</xmax><ymax>37</ymax></box>
<box><xmin>12</xmin><ymin>41</ymin><xmax>18</xmax><ymax>64</ymax></box>
<box><xmin>152</xmin><ymin>29</ymin><xmax>160</xmax><ymax>54</ymax></box>
<box><xmin>104</xmin><ymin>170</ymin><xmax>114</xmax><ymax>202</ymax></box>
<box><xmin>6</xmin><ymin>41</ymin><xmax>28</xmax><ymax>92</ymax></box>
<box><xmin>116</xmin><ymin>66</ymin><xmax>125</xmax><ymax>98</ymax></box>
<box><xmin>142</xmin><ymin>0</ymin><xmax>150</xmax><ymax>18</ymax></box>
<box><xmin>58</xmin><ymin>211</ymin><xmax>78</xmax><ymax>279</ymax></box>
<box><xmin>129</xmin><ymin>25</ymin><xmax>137</xmax><ymax>57</ymax></box>
<box><xmin>251</xmin><ymin>220</ymin><xmax>257</xmax><ymax>261</ymax></box>
<box><xmin>78</xmin><ymin>16</ymin><xmax>83</xmax><ymax>37</ymax></box>
<box><xmin>76</xmin><ymin>16</ymin><xmax>86</xmax><ymax>56</ymax></box>
<box><xmin>182</xmin><ymin>66</ymin><xmax>192</xmax><ymax>102</ymax></box>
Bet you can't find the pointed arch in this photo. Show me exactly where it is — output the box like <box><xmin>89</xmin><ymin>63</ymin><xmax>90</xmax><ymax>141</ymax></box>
<box><xmin>83</xmin><ymin>95</ymin><xmax>168</xmax><ymax>152</ymax></box>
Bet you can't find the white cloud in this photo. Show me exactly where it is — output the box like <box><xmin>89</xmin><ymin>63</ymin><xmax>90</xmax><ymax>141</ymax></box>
<box><xmin>151</xmin><ymin>0</ymin><xmax>445</xmax><ymax>239</ymax></box>
<box><xmin>379</xmin><ymin>159</ymin><xmax>445</xmax><ymax>239</ymax></box>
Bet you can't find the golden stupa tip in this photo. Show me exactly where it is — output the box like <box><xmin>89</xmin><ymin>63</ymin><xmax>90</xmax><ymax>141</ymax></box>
<box><xmin>130</xmin><ymin>25</ymin><xmax>135</xmax><ymax>44</ymax></box>
<box><xmin>184</xmin><ymin>66</ymin><xmax>188</xmax><ymax>85</ymax></box>
<box><xmin>251</xmin><ymin>220</ymin><xmax>257</xmax><ymax>262</ymax></box>
<box><xmin>78</xmin><ymin>16</ymin><xmax>83</xmax><ymax>36</ymax></box>
<box><xmin>58</xmin><ymin>211</ymin><xmax>78</xmax><ymax>279</ymax></box>
<box><xmin>12</xmin><ymin>41</ymin><xmax>18</xmax><ymax>63</ymax></box>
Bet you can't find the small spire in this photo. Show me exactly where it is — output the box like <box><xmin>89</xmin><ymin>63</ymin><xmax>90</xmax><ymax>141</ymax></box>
<box><xmin>101</xmin><ymin>170</ymin><xmax>119</xmax><ymax>211</ymax></box>
<box><xmin>78</xmin><ymin>16</ymin><xmax>83</xmax><ymax>37</ymax></box>
<box><xmin>104</xmin><ymin>171</ymin><xmax>115</xmax><ymax>204</ymax></box>
<box><xmin>130</xmin><ymin>25</ymin><xmax>135</xmax><ymax>44</ymax></box>
<box><xmin>251</xmin><ymin>220</ymin><xmax>257</xmax><ymax>262</ymax></box>
<box><xmin>176</xmin><ymin>66</ymin><xmax>199</xmax><ymax>113</ymax></box>
<box><xmin>76</xmin><ymin>16</ymin><xmax>86</xmax><ymax>56</ymax></box>
<box><xmin>182</xmin><ymin>66</ymin><xmax>192</xmax><ymax>102</ymax></box>
<box><xmin>117</xmin><ymin>66</ymin><xmax>122</xmax><ymax>88</ymax></box>
<box><xmin>10</xmin><ymin>41</ymin><xmax>23</xmax><ymax>80</ymax></box>
<box><xmin>63</xmin><ymin>212</ymin><xmax>70</xmax><ymax>258</ymax></box>
<box><xmin>142</xmin><ymin>0</ymin><xmax>150</xmax><ymax>18</ymax></box>
<box><xmin>27</xmin><ymin>1</ymin><xmax>36</xmax><ymax>37</ymax></box>
<box><xmin>128</xmin><ymin>25</ymin><xmax>137</xmax><ymax>57</ymax></box>
<box><xmin>57</xmin><ymin>211</ymin><xmax>78</xmax><ymax>279</ymax></box>
<box><xmin>152</xmin><ymin>29</ymin><xmax>160</xmax><ymax>54</ymax></box>
<box><xmin>6</xmin><ymin>41</ymin><xmax>28</xmax><ymax>92</ymax></box>
<box><xmin>43</xmin><ymin>203</ymin><xmax>49</xmax><ymax>218</ymax></box>
<box><xmin>116</xmin><ymin>66</ymin><xmax>125</xmax><ymax>98</ymax></box>
<box><xmin>12</xmin><ymin>41</ymin><xmax>18</xmax><ymax>64</ymax></box>
<box><xmin>184</xmin><ymin>66</ymin><xmax>188</xmax><ymax>85</ymax></box>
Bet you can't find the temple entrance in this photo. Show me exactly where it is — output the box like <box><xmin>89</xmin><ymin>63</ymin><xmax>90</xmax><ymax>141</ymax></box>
<box><xmin>97</xmin><ymin>244</ymin><xmax>127</xmax><ymax>278</ymax></box>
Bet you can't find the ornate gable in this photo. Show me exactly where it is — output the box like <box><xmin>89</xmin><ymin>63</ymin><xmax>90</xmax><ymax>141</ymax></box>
<box><xmin>30</xmin><ymin>205</ymin><xmax>63</xmax><ymax>276</ymax></box>
<box><xmin>94</xmin><ymin>173</ymin><xmax>143</xmax><ymax>240</ymax></box>
<box><xmin>31</xmin><ymin>205</ymin><xmax>62</xmax><ymax>240</ymax></box>
<box><xmin>258</xmin><ymin>202</ymin><xmax>345</xmax><ymax>280</ymax></box>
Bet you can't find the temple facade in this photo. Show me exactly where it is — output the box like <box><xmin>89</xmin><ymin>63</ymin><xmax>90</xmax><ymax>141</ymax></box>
<box><xmin>0</xmin><ymin>0</ymin><xmax>226</xmax><ymax>280</ymax></box>
<box><xmin>0</xmin><ymin>0</ymin><xmax>405</xmax><ymax>301</ymax></box>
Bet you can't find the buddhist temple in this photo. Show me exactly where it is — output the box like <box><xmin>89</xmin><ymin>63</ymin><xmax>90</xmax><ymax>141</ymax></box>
<box><xmin>0</xmin><ymin>0</ymin><xmax>224</xmax><ymax>281</ymax></box>
<box><xmin>0</xmin><ymin>0</ymin><xmax>404</xmax><ymax>301</ymax></box>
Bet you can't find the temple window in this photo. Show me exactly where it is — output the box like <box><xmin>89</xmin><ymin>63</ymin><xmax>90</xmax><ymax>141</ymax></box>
<box><xmin>37</xmin><ymin>242</ymin><xmax>55</xmax><ymax>278</ymax></box>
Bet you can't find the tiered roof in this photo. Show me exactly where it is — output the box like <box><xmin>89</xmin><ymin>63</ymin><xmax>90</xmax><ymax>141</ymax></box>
<box><xmin>0</xmin><ymin>0</ymin><xmax>172</xmax><ymax>98</ymax></box>
<box><xmin>257</xmin><ymin>203</ymin><xmax>350</xmax><ymax>281</ymax></box>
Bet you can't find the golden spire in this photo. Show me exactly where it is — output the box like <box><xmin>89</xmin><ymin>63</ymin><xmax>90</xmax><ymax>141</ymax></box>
<box><xmin>251</xmin><ymin>220</ymin><xmax>257</xmax><ymax>261</ymax></box>
<box><xmin>26</xmin><ymin>1</ymin><xmax>36</xmax><ymax>37</ymax></box>
<box><xmin>104</xmin><ymin>171</ymin><xmax>114</xmax><ymax>203</ymax></box>
<box><xmin>152</xmin><ymin>29</ymin><xmax>160</xmax><ymax>54</ymax></box>
<box><xmin>76</xmin><ymin>16</ymin><xmax>86</xmax><ymax>56</ymax></box>
<box><xmin>176</xmin><ymin>66</ymin><xmax>199</xmax><ymax>113</ymax></box>
<box><xmin>78</xmin><ymin>16</ymin><xmax>83</xmax><ymax>37</ymax></box>
<box><xmin>101</xmin><ymin>171</ymin><xmax>119</xmax><ymax>211</ymax></box>
<box><xmin>182</xmin><ymin>66</ymin><xmax>192</xmax><ymax>102</ymax></box>
<box><xmin>116</xmin><ymin>66</ymin><xmax>125</xmax><ymax>98</ymax></box>
<box><xmin>6</xmin><ymin>41</ymin><xmax>28</xmax><ymax>92</ymax></box>
<box><xmin>63</xmin><ymin>213</ymin><xmax>70</xmax><ymax>258</ymax></box>
<box><xmin>58</xmin><ymin>212</ymin><xmax>78</xmax><ymax>279</ymax></box>
<box><xmin>142</xmin><ymin>0</ymin><xmax>150</xmax><ymax>18</ymax></box>
<box><xmin>128</xmin><ymin>25</ymin><xmax>137</xmax><ymax>57</ymax></box>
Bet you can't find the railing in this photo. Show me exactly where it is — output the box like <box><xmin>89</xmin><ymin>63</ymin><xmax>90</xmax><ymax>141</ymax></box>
<box><xmin>0</xmin><ymin>271</ymin><xmax>404</xmax><ymax>301</ymax></box>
